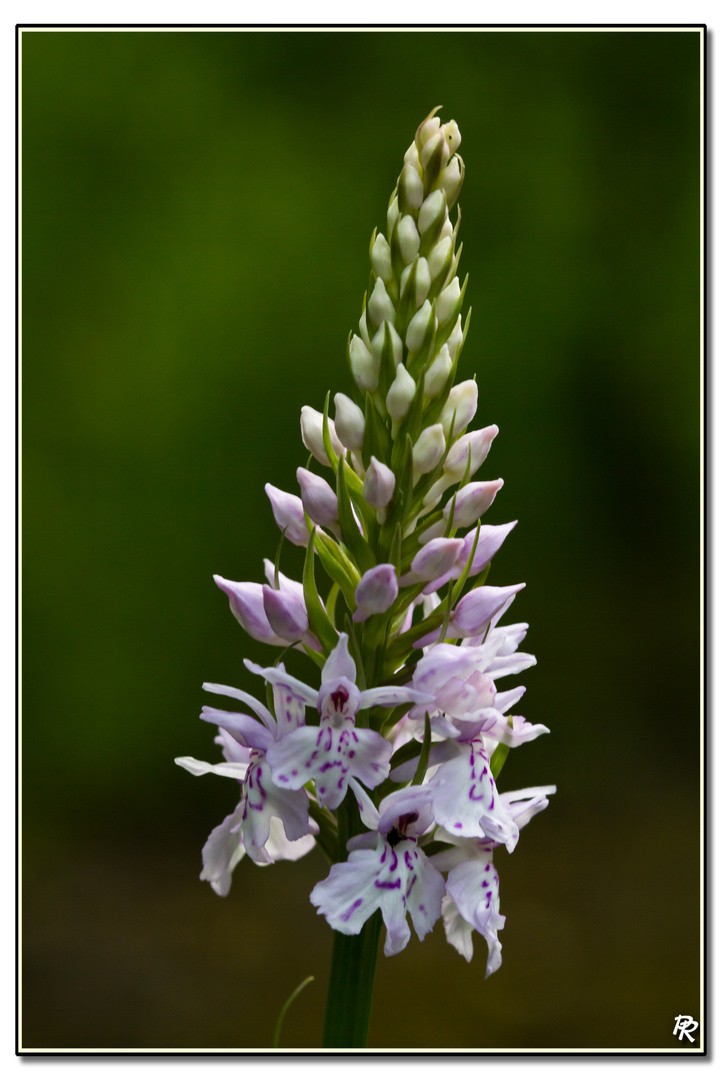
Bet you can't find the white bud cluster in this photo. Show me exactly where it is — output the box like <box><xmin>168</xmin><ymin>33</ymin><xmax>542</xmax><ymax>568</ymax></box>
<box><xmin>347</xmin><ymin>107</ymin><xmax>466</xmax><ymax>410</ymax></box>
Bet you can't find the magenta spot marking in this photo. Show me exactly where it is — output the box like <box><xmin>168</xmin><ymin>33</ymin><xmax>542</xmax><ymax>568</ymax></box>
<box><xmin>419</xmin><ymin>904</ymin><xmax>426</xmax><ymax>914</ymax></box>
<box><xmin>349</xmin><ymin>750</ymin><xmax>356</xmax><ymax>758</ymax></box>
<box><xmin>278</xmin><ymin>773</ymin><xmax>288</xmax><ymax>782</ymax></box>
<box><xmin>404</xmin><ymin>873</ymin><xmax>418</xmax><ymax>899</ymax></box>
<box><xmin>341</xmin><ymin>898</ymin><xmax>363</xmax><ymax>922</ymax></box>
<box><xmin>454</xmin><ymin>822</ymin><xmax>463</xmax><ymax>829</ymax></box>
<box><xmin>291</xmin><ymin>769</ymin><xmax>298</xmax><ymax>776</ymax></box>
<box><xmin>404</xmin><ymin>850</ymin><xmax>414</xmax><ymax>870</ymax></box>
<box><xmin>374</xmin><ymin>877</ymin><xmax>401</xmax><ymax>890</ymax></box>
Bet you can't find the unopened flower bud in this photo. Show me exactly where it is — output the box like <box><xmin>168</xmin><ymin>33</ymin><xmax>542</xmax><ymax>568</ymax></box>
<box><xmin>428</xmin><ymin>235</ymin><xmax>453</xmax><ymax>280</ymax></box>
<box><xmin>439</xmin><ymin>154</ymin><xmax>464</xmax><ymax>207</ymax></box>
<box><xmin>405</xmin><ymin>537</ymin><xmax>464</xmax><ymax>583</ymax></box>
<box><xmin>213</xmin><ymin>575</ymin><xmax>284</xmax><ymax>645</ymax></box>
<box><xmin>403</xmin><ymin>141</ymin><xmax>421</xmax><ymax>170</ymax></box>
<box><xmin>455</xmin><ymin>521</ymin><xmax>517</xmax><ymax>577</ymax></box>
<box><xmin>334</xmin><ymin>392</ymin><xmax>365</xmax><ymax>449</ymax></box>
<box><xmin>425</xmin><ymin>344</ymin><xmax>453</xmax><ymax>397</ymax></box>
<box><xmin>444</xmin><ymin>424</ymin><xmax>499</xmax><ymax>481</ymax></box>
<box><xmin>421</xmin><ymin>130</ymin><xmax>450</xmax><ymax>172</ymax></box>
<box><xmin>300</xmin><ymin>405</ymin><xmax>344</xmax><ymax>466</ymax></box>
<box><xmin>436</xmin><ymin>276</ymin><xmax>461</xmax><ymax>325</ymax></box>
<box><xmin>443</xmin><ymin>479</ymin><xmax>504</xmax><ymax>528</ymax></box>
<box><xmin>441</xmin><ymin>379</ymin><xmax>478</xmax><ymax>437</ymax></box>
<box><xmin>441</xmin><ymin>119</ymin><xmax>461</xmax><ymax>154</ymax></box>
<box><xmin>363</xmin><ymin>455</ymin><xmax>395</xmax><ymax>508</ymax></box>
<box><xmin>297</xmin><ymin>467</ymin><xmax>339</xmax><ymax>527</ymax></box>
<box><xmin>358</xmin><ymin>309</ymin><xmax>371</xmax><ymax>347</ymax></box>
<box><xmin>367</xmin><ymin>278</ymin><xmax>396</xmax><ymax>330</ymax></box>
<box><xmin>447</xmin><ymin>314</ymin><xmax>464</xmax><ymax>359</ymax></box>
<box><xmin>265</xmin><ymin>483</ymin><xmax>310</xmax><ymax>546</ymax></box>
<box><xmin>370</xmin><ymin>320</ymin><xmax>403</xmax><ymax>368</ymax></box>
<box><xmin>398</xmin><ymin>215</ymin><xmax>421</xmax><ymax>264</ymax></box>
<box><xmin>416</xmin><ymin>113</ymin><xmax>441</xmax><ymax>151</ymax></box>
<box><xmin>387</xmin><ymin>195</ymin><xmax>400</xmax><ymax>235</ymax></box>
<box><xmin>405</xmin><ymin>299</ymin><xmax>434</xmax><ymax>352</ymax></box>
<box><xmin>414</xmin><ymin>257</ymin><xmax>431</xmax><ymax>307</ymax></box>
<box><xmin>262</xmin><ymin>583</ymin><xmax>309</xmax><ymax>641</ymax></box>
<box><xmin>371</xmin><ymin>233</ymin><xmax>393</xmax><ymax>281</ymax></box>
<box><xmin>449</xmin><ymin>583</ymin><xmax>525</xmax><ymax>639</ymax></box>
<box><xmin>398</xmin><ymin>162</ymin><xmax>424</xmax><ymax>211</ymax></box>
<box><xmin>349</xmin><ymin>334</ymin><xmax>378</xmax><ymax>392</ymax></box>
<box><xmin>386</xmin><ymin>365</ymin><xmax>416</xmax><ymax>420</ymax></box>
<box><xmin>352</xmin><ymin>564</ymin><xmax>399</xmax><ymax>622</ymax></box>
<box><xmin>418</xmin><ymin>189</ymin><xmax>446</xmax><ymax>235</ymax></box>
<box><xmin>413</xmin><ymin>423</ymin><xmax>446</xmax><ymax>474</ymax></box>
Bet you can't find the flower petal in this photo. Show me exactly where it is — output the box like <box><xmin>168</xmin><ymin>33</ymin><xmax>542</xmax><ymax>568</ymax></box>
<box><xmin>200</xmin><ymin>707</ymin><xmax>273</xmax><ymax>752</ymax></box>
<box><xmin>429</xmin><ymin>739</ymin><xmax>519</xmax><ymax>851</ymax></box>
<box><xmin>202</xmin><ymin>682</ymin><xmax>276</xmax><ymax>730</ymax></box>
<box><xmin>200</xmin><ymin>802</ymin><xmax>246</xmax><ymax>897</ymax></box>
<box><xmin>174</xmin><ymin>755</ymin><xmax>249</xmax><ymax>781</ymax></box>
<box><xmin>320</xmin><ymin>633</ymin><xmax>357</xmax><ymax>684</ymax></box>
<box><xmin>242</xmin><ymin>662</ymin><xmax>317</xmax><ymax>708</ymax></box>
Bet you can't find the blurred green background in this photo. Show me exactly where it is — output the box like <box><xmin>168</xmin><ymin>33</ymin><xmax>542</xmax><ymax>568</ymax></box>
<box><xmin>21</xmin><ymin>29</ymin><xmax>702</xmax><ymax>1051</ymax></box>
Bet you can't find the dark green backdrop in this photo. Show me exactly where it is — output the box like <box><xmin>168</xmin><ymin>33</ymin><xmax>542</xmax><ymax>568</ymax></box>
<box><xmin>21</xmin><ymin>28</ymin><xmax>702</xmax><ymax>1051</ymax></box>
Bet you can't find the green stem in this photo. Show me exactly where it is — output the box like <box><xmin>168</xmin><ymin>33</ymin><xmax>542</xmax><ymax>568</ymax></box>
<box><xmin>322</xmin><ymin>910</ymin><xmax>383</xmax><ymax>1048</ymax></box>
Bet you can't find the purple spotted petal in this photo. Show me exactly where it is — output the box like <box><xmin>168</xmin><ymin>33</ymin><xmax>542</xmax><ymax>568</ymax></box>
<box><xmin>266</xmin><ymin>721</ymin><xmax>391</xmax><ymax>808</ymax></box>
<box><xmin>429</xmin><ymin>738</ymin><xmax>519</xmax><ymax>851</ymax></box>
<box><xmin>446</xmin><ymin>854</ymin><xmax>505</xmax><ymax>977</ymax></box>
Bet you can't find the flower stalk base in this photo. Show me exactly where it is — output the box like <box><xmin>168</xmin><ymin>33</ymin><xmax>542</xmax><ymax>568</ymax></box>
<box><xmin>323</xmin><ymin>910</ymin><xmax>383</xmax><ymax>1048</ymax></box>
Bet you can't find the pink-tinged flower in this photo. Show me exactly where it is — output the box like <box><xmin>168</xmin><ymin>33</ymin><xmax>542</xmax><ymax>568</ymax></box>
<box><xmin>447</xmin><ymin>583</ymin><xmax>526</xmax><ymax>640</ymax></box>
<box><xmin>405</xmin><ymin>624</ymin><xmax>542</xmax><ymax>741</ymax></box>
<box><xmin>353</xmin><ymin>564</ymin><xmax>399</xmax><ymax>622</ymax></box>
<box><xmin>250</xmin><ymin>634</ymin><xmax>432</xmax><ymax>809</ymax></box>
<box><xmin>265</xmin><ymin>483</ymin><xmax>310</xmax><ymax>546</ymax></box>
<box><xmin>262</xmin><ymin>583</ymin><xmax>308</xmax><ymax>640</ymax></box>
<box><xmin>310</xmin><ymin>781</ymin><xmax>447</xmax><ymax>956</ymax></box>
<box><xmin>297</xmin><ymin>467</ymin><xmax>339</xmax><ymax>528</ymax></box>
<box><xmin>432</xmin><ymin>787</ymin><xmax>555</xmax><ymax>973</ymax></box>
<box><xmin>440</xmin><ymin>379</ymin><xmax>478</xmax><ymax>438</ymax></box>
<box><xmin>421</xmin><ymin>521</ymin><xmax>517</xmax><ymax>594</ymax></box>
<box><xmin>401</xmin><ymin>537</ymin><xmax>464</xmax><ymax>585</ymax></box>
<box><xmin>442</xmin><ymin>479</ymin><xmax>504</xmax><ymax>528</ymax></box>
<box><xmin>213</xmin><ymin>575</ymin><xmax>285</xmax><ymax>646</ymax></box>
<box><xmin>444</xmin><ymin>425</ymin><xmax>499</xmax><ymax>482</ymax></box>
<box><xmin>175</xmin><ymin>680</ymin><xmax>315</xmax><ymax>882</ymax></box>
